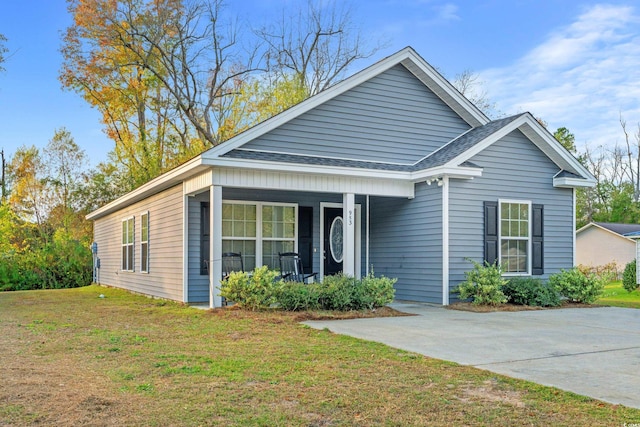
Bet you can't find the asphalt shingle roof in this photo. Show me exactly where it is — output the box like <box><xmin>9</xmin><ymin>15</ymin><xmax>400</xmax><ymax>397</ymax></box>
<box><xmin>222</xmin><ymin>114</ymin><xmax>525</xmax><ymax>173</ymax></box>
<box><xmin>595</xmin><ymin>222</ymin><xmax>640</xmax><ymax>237</ymax></box>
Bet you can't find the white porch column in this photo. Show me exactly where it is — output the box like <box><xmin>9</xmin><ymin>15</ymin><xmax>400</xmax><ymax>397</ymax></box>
<box><xmin>442</xmin><ymin>176</ymin><xmax>450</xmax><ymax>306</ymax></box>
<box><xmin>343</xmin><ymin>193</ymin><xmax>356</xmax><ymax>277</ymax></box>
<box><xmin>210</xmin><ymin>185</ymin><xmax>223</xmax><ymax>308</ymax></box>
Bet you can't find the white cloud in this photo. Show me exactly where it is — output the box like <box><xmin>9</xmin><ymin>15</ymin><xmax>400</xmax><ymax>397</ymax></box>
<box><xmin>479</xmin><ymin>4</ymin><xmax>640</xmax><ymax>150</ymax></box>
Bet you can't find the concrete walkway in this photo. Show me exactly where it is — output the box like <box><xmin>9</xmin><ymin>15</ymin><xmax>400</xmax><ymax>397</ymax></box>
<box><xmin>304</xmin><ymin>303</ymin><xmax>640</xmax><ymax>409</ymax></box>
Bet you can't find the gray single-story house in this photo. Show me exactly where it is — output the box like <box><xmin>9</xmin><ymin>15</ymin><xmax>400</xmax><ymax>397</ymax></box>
<box><xmin>86</xmin><ymin>47</ymin><xmax>595</xmax><ymax>307</ymax></box>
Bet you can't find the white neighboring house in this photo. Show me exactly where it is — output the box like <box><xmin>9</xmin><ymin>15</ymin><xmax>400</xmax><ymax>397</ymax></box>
<box><xmin>575</xmin><ymin>222</ymin><xmax>640</xmax><ymax>273</ymax></box>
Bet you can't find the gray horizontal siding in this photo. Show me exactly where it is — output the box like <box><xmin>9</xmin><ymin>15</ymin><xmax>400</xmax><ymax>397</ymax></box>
<box><xmin>93</xmin><ymin>184</ymin><xmax>184</xmax><ymax>301</ymax></box>
<box><xmin>243</xmin><ymin>64</ymin><xmax>470</xmax><ymax>163</ymax></box>
<box><xmin>370</xmin><ymin>182</ymin><xmax>443</xmax><ymax>303</ymax></box>
<box><xmin>448</xmin><ymin>129</ymin><xmax>574</xmax><ymax>300</ymax></box>
<box><xmin>187</xmin><ymin>192</ymin><xmax>209</xmax><ymax>302</ymax></box>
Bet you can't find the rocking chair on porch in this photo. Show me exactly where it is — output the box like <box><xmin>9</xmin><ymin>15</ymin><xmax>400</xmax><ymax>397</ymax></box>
<box><xmin>222</xmin><ymin>252</ymin><xmax>244</xmax><ymax>281</ymax></box>
<box><xmin>278</xmin><ymin>252</ymin><xmax>317</xmax><ymax>284</ymax></box>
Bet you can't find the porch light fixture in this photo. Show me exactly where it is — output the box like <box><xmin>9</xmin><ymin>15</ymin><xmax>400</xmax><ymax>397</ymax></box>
<box><xmin>426</xmin><ymin>177</ymin><xmax>444</xmax><ymax>187</ymax></box>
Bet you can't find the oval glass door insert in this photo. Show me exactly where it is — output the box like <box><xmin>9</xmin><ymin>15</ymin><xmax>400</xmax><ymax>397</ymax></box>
<box><xmin>329</xmin><ymin>216</ymin><xmax>344</xmax><ymax>263</ymax></box>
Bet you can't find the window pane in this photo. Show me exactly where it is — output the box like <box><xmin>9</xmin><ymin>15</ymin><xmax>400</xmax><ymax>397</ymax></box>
<box><xmin>141</xmin><ymin>214</ymin><xmax>148</xmax><ymax>241</ymax></box>
<box><xmin>234</xmin><ymin>221</ymin><xmax>245</xmax><ymax>237</ymax></box>
<box><xmin>246</xmin><ymin>205</ymin><xmax>256</xmax><ymax>220</ymax></box>
<box><xmin>263</xmin><ymin>220</ymin><xmax>273</xmax><ymax>238</ymax></box>
<box><xmin>246</xmin><ymin>222</ymin><xmax>256</xmax><ymax>238</ymax></box>
<box><xmin>283</xmin><ymin>207</ymin><xmax>295</xmax><ymax>222</ymax></box>
<box><xmin>284</xmin><ymin>222</ymin><xmax>295</xmax><ymax>238</ymax></box>
<box><xmin>510</xmin><ymin>204</ymin><xmax>519</xmax><ymax>219</ymax></box>
<box><xmin>222</xmin><ymin>203</ymin><xmax>232</xmax><ymax>219</ymax></box>
<box><xmin>222</xmin><ymin>220</ymin><xmax>232</xmax><ymax>236</ymax></box>
<box><xmin>262</xmin><ymin>205</ymin><xmax>272</xmax><ymax>222</ymax></box>
<box><xmin>141</xmin><ymin>242</ymin><xmax>148</xmax><ymax>272</ymax></box>
<box><xmin>128</xmin><ymin>246</ymin><xmax>133</xmax><ymax>271</ymax></box>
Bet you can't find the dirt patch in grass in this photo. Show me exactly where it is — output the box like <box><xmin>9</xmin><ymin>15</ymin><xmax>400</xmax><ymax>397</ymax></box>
<box><xmin>447</xmin><ymin>301</ymin><xmax>602</xmax><ymax>313</ymax></box>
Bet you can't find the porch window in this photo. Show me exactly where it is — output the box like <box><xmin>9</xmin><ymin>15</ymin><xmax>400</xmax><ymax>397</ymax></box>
<box><xmin>499</xmin><ymin>201</ymin><xmax>530</xmax><ymax>274</ymax></box>
<box><xmin>222</xmin><ymin>203</ymin><xmax>257</xmax><ymax>270</ymax></box>
<box><xmin>122</xmin><ymin>217</ymin><xmax>134</xmax><ymax>271</ymax></box>
<box><xmin>140</xmin><ymin>212</ymin><xmax>149</xmax><ymax>273</ymax></box>
<box><xmin>262</xmin><ymin>205</ymin><xmax>295</xmax><ymax>269</ymax></box>
<box><xmin>221</xmin><ymin>201</ymin><xmax>297</xmax><ymax>270</ymax></box>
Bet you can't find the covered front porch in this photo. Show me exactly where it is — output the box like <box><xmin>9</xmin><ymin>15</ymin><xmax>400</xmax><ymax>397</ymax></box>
<box><xmin>181</xmin><ymin>167</ymin><xmax>418</xmax><ymax>308</ymax></box>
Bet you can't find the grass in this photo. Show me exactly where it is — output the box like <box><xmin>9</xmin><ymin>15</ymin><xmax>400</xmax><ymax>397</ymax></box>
<box><xmin>596</xmin><ymin>280</ymin><xmax>640</xmax><ymax>308</ymax></box>
<box><xmin>1</xmin><ymin>285</ymin><xmax>639</xmax><ymax>426</ymax></box>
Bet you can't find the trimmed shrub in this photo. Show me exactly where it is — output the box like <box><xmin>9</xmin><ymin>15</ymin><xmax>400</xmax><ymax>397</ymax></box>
<box><xmin>622</xmin><ymin>259</ymin><xmax>638</xmax><ymax>293</ymax></box>
<box><xmin>502</xmin><ymin>277</ymin><xmax>561</xmax><ymax>307</ymax></box>
<box><xmin>219</xmin><ymin>266</ymin><xmax>282</xmax><ymax>310</ymax></box>
<box><xmin>276</xmin><ymin>281</ymin><xmax>321</xmax><ymax>311</ymax></box>
<box><xmin>318</xmin><ymin>274</ymin><xmax>359</xmax><ymax>311</ymax></box>
<box><xmin>359</xmin><ymin>272</ymin><xmax>397</xmax><ymax>310</ymax></box>
<box><xmin>548</xmin><ymin>268</ymin><xmax>605</xmax><ymax>304</ymax></box>
<box><xmin>454</xmin><ymin>260</ymin><xmax>507</xmax><ymax>306</ymax></box>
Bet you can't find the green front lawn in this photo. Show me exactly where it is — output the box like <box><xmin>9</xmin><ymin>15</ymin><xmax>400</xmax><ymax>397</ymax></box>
<box><xmin>1</xmin><ymin>285</ymin><xmax>639</xmax><ymax>426</ymax></box>
<box><xmin>596</xmin><ymin>280</ymin><xmax>640</xmax><ymax>308</ymax></box>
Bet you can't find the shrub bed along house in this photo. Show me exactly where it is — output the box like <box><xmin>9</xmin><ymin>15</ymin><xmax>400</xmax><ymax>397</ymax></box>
<box><xmin>220</xmin><ymin>268</ymin><xmax>396</xmax><ymax>311</ymax></box>
<box><xmin>455</xmin><ymin>260</ymin><xmax>605</xmax><ymax>307</ymax></box>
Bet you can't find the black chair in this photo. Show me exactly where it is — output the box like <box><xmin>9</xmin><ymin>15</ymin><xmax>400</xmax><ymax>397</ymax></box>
<box><xmin>222</xmin><ymin>252</ymin><xmax>244</xmax><ymax>281</ymax></box>
<box><xmin>279</xmin><ymin>252</ymin><xmax>317</xmax><ymax>284</ymax></box>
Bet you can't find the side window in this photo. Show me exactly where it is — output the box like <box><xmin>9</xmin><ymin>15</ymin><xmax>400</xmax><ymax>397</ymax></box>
<box><xmin>140</xmin><ymin>212</ymin><xmax>149</xmax><ymax>273</ymax></box>
<box><xmin>122</xmin><ymin>217</ymin><xmax>134</xmax><ymax>271</ymax></box>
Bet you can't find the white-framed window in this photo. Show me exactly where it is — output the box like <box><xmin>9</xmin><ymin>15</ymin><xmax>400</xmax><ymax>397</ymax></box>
<box><xmin>140</xmin><ymin>211</ymin><xmax>149</xmax><ymax>273</ymax></box>
<box><xmin>222</xmin><ymin>201</ymin><xmax>297</xmax><ymax>270</ymax></box>
<box><xmin>122</xmin><ymin>217</ymin><xmax>134</xmax><ymax>272</ymax></box>
<box><xmin>499</xmin><ymin>200</ymin><xmax>531</xmax><ymax>275</ymax></box>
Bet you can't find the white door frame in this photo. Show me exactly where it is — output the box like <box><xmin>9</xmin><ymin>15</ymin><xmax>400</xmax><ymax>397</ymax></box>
<box><xmin>320</xmin><ymin>202</ymin><xmax>361</xmax><ymax>280</ymax></box>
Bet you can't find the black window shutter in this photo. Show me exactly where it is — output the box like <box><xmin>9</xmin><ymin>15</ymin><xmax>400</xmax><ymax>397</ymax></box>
<box><xmin>484</xmin><ymin>201</ymin><xmax>498</xmax><ymax>266</ymax></box>
<box><xmin>532</xmin><ymin>204</ymin><xmax>544</xmax><ymax>275</ymax></box>
<box><xmin>200</xmin><ymin>202</ymin><xmax>210</xmax><ymax>275</ymax></box>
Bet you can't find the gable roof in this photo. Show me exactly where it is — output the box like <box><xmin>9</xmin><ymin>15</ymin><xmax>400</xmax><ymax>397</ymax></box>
<box><xmin>576</xmin><ymin>222</ymin><xmax>640</xmax><ymax>239</ymax></box>
<box><xmin>203</xmin><ymin>47</ymin><xmax>490</xmax><ymax>161</ymax></box>
<box><xmin>87</xmin><ymin>47</ymin><xmax>596</xmax><ymax>220</ymax></box>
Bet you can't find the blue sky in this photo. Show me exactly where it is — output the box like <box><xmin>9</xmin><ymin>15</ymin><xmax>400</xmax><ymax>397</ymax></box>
<box><xmin>0</xmin><ymin>0</ymin><xmax>638</xmax><ymax>167</ymax></box>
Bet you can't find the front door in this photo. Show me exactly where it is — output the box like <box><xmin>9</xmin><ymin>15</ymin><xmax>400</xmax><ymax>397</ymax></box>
<box><xmin>323</xmin><ymin>207</ymin><xmax>343</xmax><ymax>275</ymax></box>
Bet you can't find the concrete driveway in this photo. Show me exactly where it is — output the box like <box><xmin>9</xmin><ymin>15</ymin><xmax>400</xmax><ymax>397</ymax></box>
<box><xmin>304</xmin><ymin>303</ymin><xmax>640</xmax><ymax>409</ymax></box>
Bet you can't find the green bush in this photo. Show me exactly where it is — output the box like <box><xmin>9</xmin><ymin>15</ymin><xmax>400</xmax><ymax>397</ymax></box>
<box><xmin>548</xmin><ymin>268</ymin><xmax>605</xmax><ymax>304</ymax></box>
<box><xmin>455</xmin><ymin>259</ymin><xmax>507</xmax><ymax>306</ymax></box>
<box><xmin>622</xmin><ymin>259</ymin><xmax>638</xmax><ymax>293</ymax></box>
<box><xmin>0</xmin><ymin>235</ymin><xmax>91</xmax><ymax>291</ymax></box>
<box><xmin>359</xmin><ymin>272</ymin><xmax>397</xmax><ymax>309</ymax></box>
<box><xmin>219</xmin><ymin>266</ymin><xmax>282</xmax><ymax>310</ymax></box>
<box><xmin>319</xmin><ymin>274</ymin><xmax>359</xmax><ymax>311</ymax></box>
<box><xmin>502</xmin><ymin>277</ymin><xmax>561</xmax><ymax>307</ymax></box>
<box><xmin>276</xmin><ymin>281</ymin><xmax>321</xmax><ymax>311</ymax></box>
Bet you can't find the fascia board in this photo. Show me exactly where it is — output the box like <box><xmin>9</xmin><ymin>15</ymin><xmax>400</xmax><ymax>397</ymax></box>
<box><xmin>410</xmin><ymin>166</ymin><xmax>483</xmax><ymax>182</ymax></box>
<box><xmin>86</xmin><ymin>156</ymin><xmax>206</xmax><ymax>220</ymax></box>
<box><xmin>553</xmin><ymin>176</ymin><xmax>596</xmax><ymax>188</ymax></box>
<box><xmin>519</xmin><ymin>117</ymin><xmax>595</xmax><ymax>181</ymax></box>
<box><xmin>205</xmin><ymin>157</ymin><xmax>412</xmax><ymax>180</ymax></box>
<box><xmin>400</xmin><ymin>50</ymin><xmax>490</xmax><ymax>127</ymax></box>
